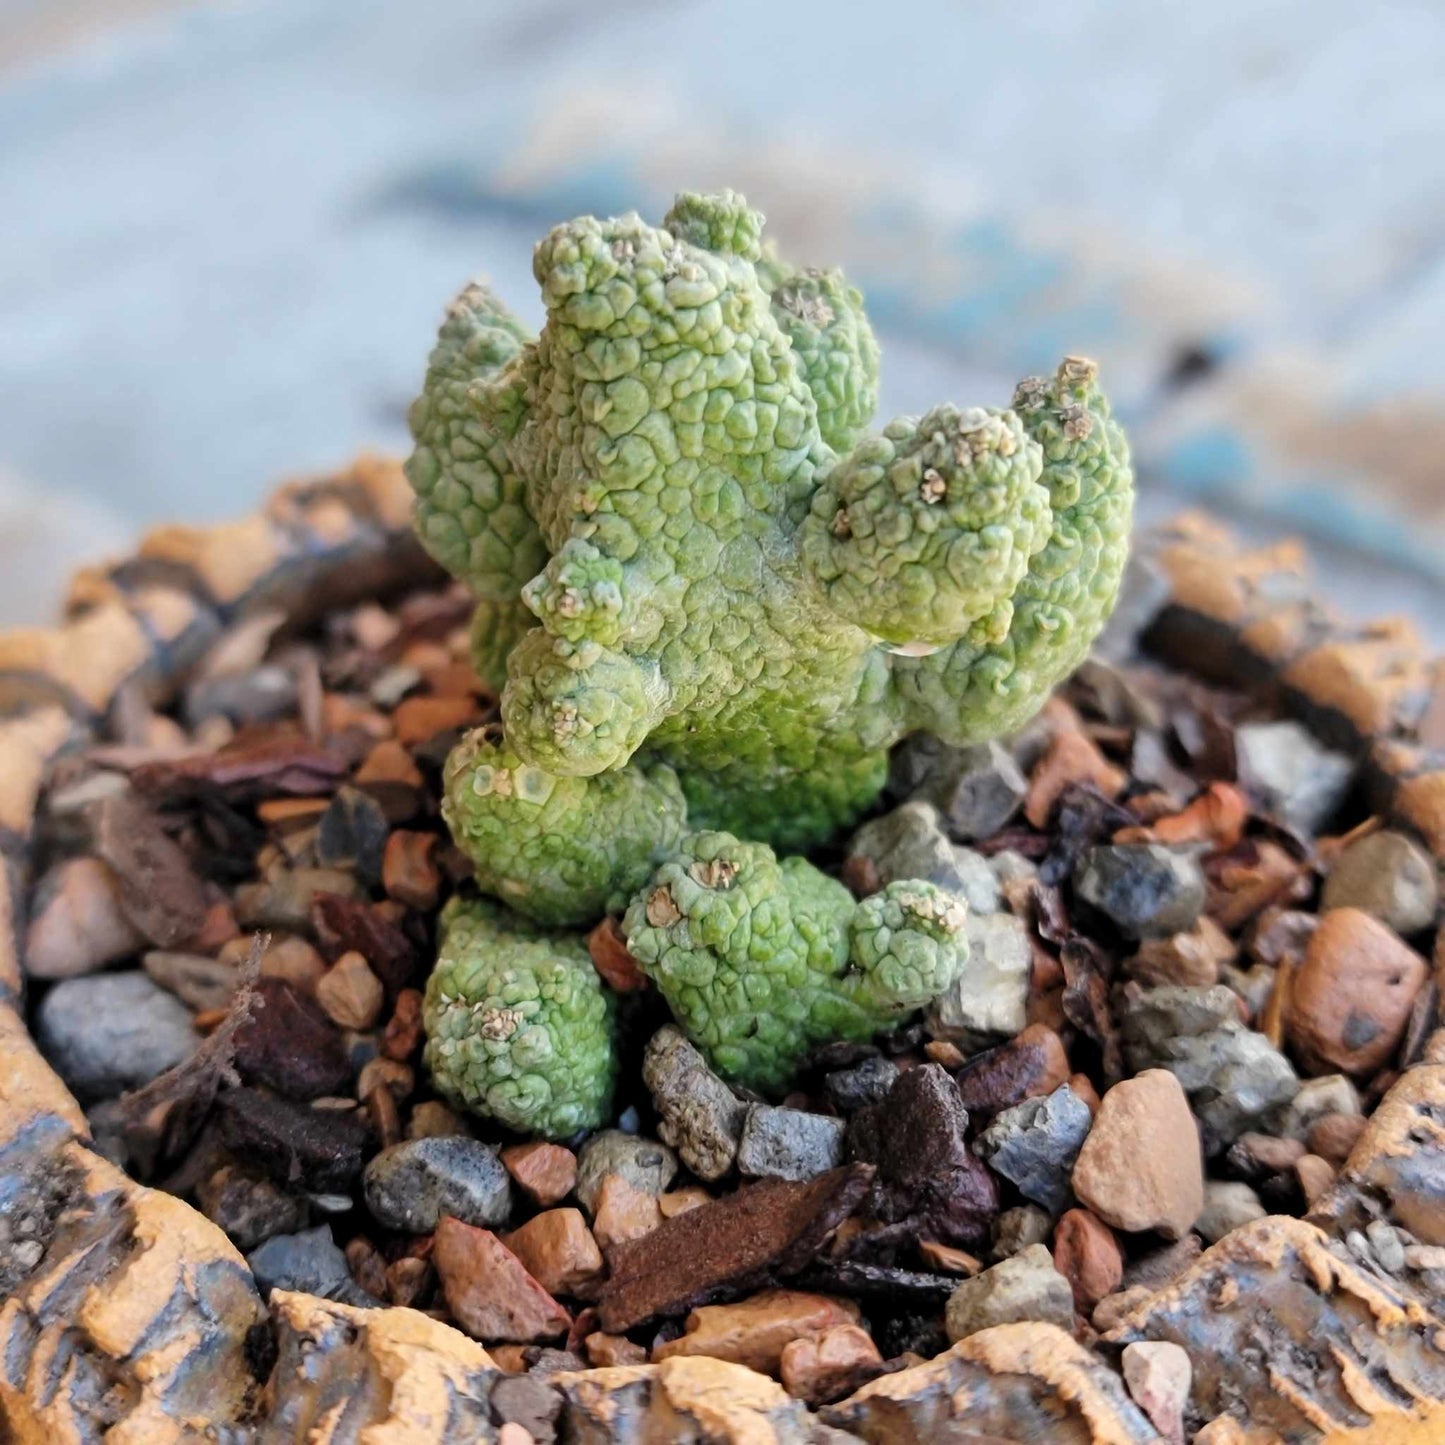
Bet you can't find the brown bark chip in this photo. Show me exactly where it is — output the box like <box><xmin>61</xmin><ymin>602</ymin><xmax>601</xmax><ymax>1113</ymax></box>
<box><xmin>596</xmin><ymin>1164</ymin><xmax>873</xmax><ymax>1332</ymax></box>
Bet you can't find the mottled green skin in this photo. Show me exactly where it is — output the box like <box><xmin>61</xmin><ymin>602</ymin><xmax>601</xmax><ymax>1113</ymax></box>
<box><xmin>800</xmin><ymin>404</ymin><xmax>1051</xmax><ymax>649</ymax></box>
<box><xmin>406</xmin><ymin>191</ymin><xmax>1133</xmax><ymax>855</ymax></box>
<box><xmin>423</xmin><ymin>897</ymin><xmax>616</xmax><ymax>1138</ymax></box>
<box><xmin>442</xmin><ymin>731</ymin><xmax>688</xmax><ymax>928</ymax></box>
<box><xmin>621</xmin><ymin>830</ymin><xmax>969</xmax><ymax>1094</ymax></box>
<box><xmin>411</xmin><ymin>192</ymin><xmax>1132</xmax><ymax>1123</ymax></box>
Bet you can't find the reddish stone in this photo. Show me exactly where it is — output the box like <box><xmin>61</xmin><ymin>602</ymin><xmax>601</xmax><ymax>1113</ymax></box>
<box><xmin>592</xmin><ymin>1174</ymin><xmax>663</xmax><ymax>1254</ymax></box>
<box><xmin>1147</xmin><ymin>782</ymin><xmax>1249</xmax><ymax>851</ymax></box>
<box><xmin>780</xmin><ymin>1324</ymin><xmax>884</xmax><ymax>1405</ymax></box>
<box><xmin>501</xmin><ymin>1141</ymin><xmax>578</xmax><ymax>1207</ymax></box>
<box><xmin>433</xmin><ymin>1216</ymin><xmax>571</xmax><ymax>1343</ymax></box>
<box><xmin>382</xmin><ymin>830</ymin><xmax>441</xmax><ymax>911</ymax></box>
<box><xmin>382</xmin><ymin>988</ymin><xmax>425</xmax><ymax>1060</ymax></box>
<box><xmin>1052</xmin><ymin>1208</ymin><xmax>1124</xmax><ymax>1314</ymax></box>
<box><xmin>1287</xmin><ymin>909</ymin><xmax>1427</xmax><ymax>1077</ymax></box>
<box><xmin>1072</xmin><ymin>1071</ymin><xmax>1203</xmax><ymax>1239</ymax></box>
<box><xmin>502</xmin><ymin>1209</ymin><xmax>604</xmax><ymax>1296</ymax></box>
<box><xmin>1306</xmin><ymin>1112</ymin><xmax>1368</xmax><ymax>1166</ymax></box>
<box><xmin>586</xmin><ymin>916</ymin><xmax>649</xmax><ymax>993</ymax></box>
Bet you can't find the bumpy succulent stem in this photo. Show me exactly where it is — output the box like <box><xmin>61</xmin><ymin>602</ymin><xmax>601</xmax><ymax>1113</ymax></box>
<box><xmin>891</xmin><ymin>356</ymin><xmax>1133</xmax><ymax>742</ymax></box>
<box><xmin>800</xmin><ymin>404</ymin><xmax>1051</xmax><ymax>652</ymax></box>
<box><xmin>621</xmin><ymin>830</ymin><xmax>970</xmax><ymax>1094</ymax></box>
<box><xmin>408</xmin><ymin>191</ymin><xmax>1132</xmax><ymax>856</ymax></box>
<box><xmin>442</xmin><ymin>731</ymin><xmax>688</xmax><ymax>928</ymax></box>
<box><xmin>423</xmin><ymin>898</ymin><xmax>617</xmax><ymax>1138</ymax></box>
<box><xmin>405</xmin><ymin>283</ymin><xmax>541</xmax><ymax>603</ymax></box>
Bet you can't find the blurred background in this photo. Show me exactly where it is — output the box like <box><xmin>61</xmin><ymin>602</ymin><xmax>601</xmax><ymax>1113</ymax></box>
<box><xmin>3</xmin><ymin>0</ymin><xmax>1443</xmax><ymax>630</ymax></box>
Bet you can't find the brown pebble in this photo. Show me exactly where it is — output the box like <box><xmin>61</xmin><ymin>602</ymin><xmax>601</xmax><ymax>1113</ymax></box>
<box><xmin>354</xmin><ymin>739</ymin><xmax>425</xmax><ymax>821</ymax></box>
<box><xmin>497</xmin><ymin>1424</ymin><xmax>535</xmax><ymax>1445</ymax></box>
<box><xmin>383</xmin><ymin>988</ymin><xmax>426</xmax><ymax>1060</ymax></box>
<box><xmin>923</xmin><ymin>1040</ymin><xmax>966</xmax><ymax>1069</ymax></box>
<box><xmin>407</xmin><ymin>1100</ymin><xmax>471</xmax><ymax>1140</ymax></box>
<box><xmin>779</xmin><ymin>1323</ymin><xmax>883</xmax><ymax>1405</ymax></box>
<box><xmin>1295</xmin><ymin>1153</ymin><xmax>1336</xmax><ymax>1206</ymax></box>
<box><xmin>657</xmin><ymin>1187</ymin><xmax>712</xmax><ymax>1219</ymax></box>
<box><xmin>592</xmin><ymin>1173</ymin><xmax>663</xmax><ymax>1254</ymax></box>
<box><xmin>345</xmin><ymin>1236</ymin><xmax>388</xmax><ymax>1300</ymax></box>
<box><xmin>357</xmin><ymin>1056</ymin><xmax>415</xmax><ymax>1101</ymax></box>
<box><xmin>503</xmin><ymin>1208</ymin><xmax>605</xmax><ymax>1296</ymax></box>
<box><xmin>1125</xmin><ymin>916</ymin><xmax>1236</xmax><ymax>988</ymax></box>
<box><xmin>323</xmin><ymin>692</ymin><xmax>392</xmax><ymax>739</ymax></box>
<box><xmin>1211</xmin><ymin>841</ymin><xmax>1310</xmax><ymax>931</ymax></box>
<box><xmin>382</xmin><ymin>830</ymin><xmax>441</xmax><ymax>911</ymax></box>
<box><xmin>501</xmin><ymin>1142</ymin><xmax>579</xmax><ymax>1208</ymax></box>
<box><xmin>316</xmin><ymin>950</ymin><xmax>385</xmax><ymax>1030</ymax></box>
<box><xmin>653</xmin><ymin>1289</ymin><xmax>860</xmax><ymax>1376</ymax></box>
<box><xmin>1227</xmin><ymin>1132</ymin><xmax>1306</xmax><ymax>1181</ymax></box>
<box><xmin>1306</xmin><ymin>1111</ymin><xmax>1368</xmax><ymax>1167</ymax></box>
<box><xmin>917</xmin><ymin>1240</ymin><xmax>983</xmax><ymax>1276</ymax></box>
<box><xmin>1072</xmin><ymin>1070</ymin><xmax>1203</xmax><ymax>1239</ymax></box>
<box><xmin>433</xmin><ymin>1216</ymin><xmax>572</xmax><ymax>1343</ymax></box>
<box><xmin>489</xmin><ymin>1345</ymin><xmax>530</xmax><ymax>1374</ymax></box>
<box><xmin>424</xmin><ymin>660</ymin><xmax>490</xmax><ymax>699</ymax></box>
<box><xmin>1286</xmin><ymin>908</ymin><xmax>1428</xmax><ymax>1077</ymax></box>
<box><xmin>256</xmin><ymin>796</ymin><xmax>331</xmax><ymax>827</ymax></box>
<box><xmin>954</xmin><ymin>1024</ymin><xmax>1070</xmax><ymax>1120</ymax></box>
<box><xmin>386</xmin><ymin>1255</ymin><xmax>433</xmax><ymax>1308</ymax></box>
<box><xmin>24</xmin><ymin>857</ymin><xmax>146</xmax><ymax>980</ymax></box>
<box><xmin>365</xmin><ymin>1083</ymin><xmax>402</xmax><ymax>1148</ymax></box>
<box><xmin>392</xmin><ymin>694</ymin><xmax>481</xmax><ymax>745</ymax></box>
<box><xmin>1147</xmin><ymin>782</ymin><xmax>1249</xmax><ymax>852</ymax></box>
<box><xmin>1052</xmin><ymin>1208</ymin><xmax>1123</xmax><ymax>1314</ymax></box>
<box><xmin>585</xmin><ymin>1332</ymin><xmax>648</xmax><ymax>1368</ymax></box>
<box><xmin>1027</xmin><ymin>988</ymin><xmax>1069</xmax><ymax>1035</ymax></box>
<box><xmin>251</xmin><ymin>933</ymin><xmax>328</xmax><ymax>995</ymax></box>
<box><xmin>586</xmin><ymin>917</ymin><xmax>649</xmax><ymax>993</ymax></box>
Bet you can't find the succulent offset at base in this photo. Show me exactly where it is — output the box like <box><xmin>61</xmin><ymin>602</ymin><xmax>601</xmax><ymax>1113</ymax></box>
<box><xmin>423</xmin><ymin>897</ymin><xmax>617</xmax><ymax>1138</ymax></box>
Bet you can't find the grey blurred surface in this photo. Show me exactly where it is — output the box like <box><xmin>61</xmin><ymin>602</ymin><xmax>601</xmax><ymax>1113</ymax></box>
<box><xmin>3</xmin><ymin>0</ymin><xmax>1443</xmax><ymax>629</ymax></box>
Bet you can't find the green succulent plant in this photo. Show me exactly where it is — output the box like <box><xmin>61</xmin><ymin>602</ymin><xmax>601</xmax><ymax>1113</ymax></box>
<box><xmin>622</xmin><ymin>830</ymin><xmax>970</xmax><ymax>1093</ymax></box>
<box><xmin>408</xmin><ymin>190</ymin><xmax>1133</xmax><ymax>1131</ymax></box>
<box><xmin>423</xmin><ymin>897</ymin><xmax>617</xmax><ymax>1139</ymax></box>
